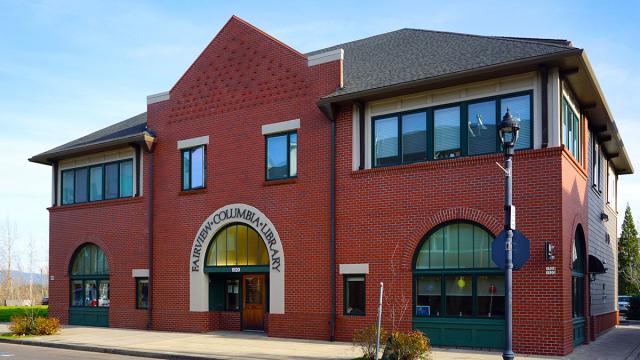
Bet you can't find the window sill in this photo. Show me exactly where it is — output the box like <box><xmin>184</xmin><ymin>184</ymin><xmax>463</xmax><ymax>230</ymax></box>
<box><xmin>179</xmin><ymin>188</ymin><xmax>208</xmax><ymax>196</ymax></box>
<box><xmin>49</xmin><ymin>196</ymin><xmax>143</xmax><ymax>211</ymax></box>
<box><xmin>263</xmin><ymin>178</ymin><xmax>297</xmax><ymax>187</ymax></box>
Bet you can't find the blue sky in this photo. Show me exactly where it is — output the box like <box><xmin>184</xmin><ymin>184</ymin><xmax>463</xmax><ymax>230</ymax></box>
<box><xmin>1</xmin><ymin>0</ymin><xmax>639</xmax><ymax>269</ymax></box>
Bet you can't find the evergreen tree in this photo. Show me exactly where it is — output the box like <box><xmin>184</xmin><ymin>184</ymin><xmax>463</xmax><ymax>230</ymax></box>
<box><xmin>619</xmin><ymin>204</ymin><xmax>640</xmax><ymax>295</ymax></box>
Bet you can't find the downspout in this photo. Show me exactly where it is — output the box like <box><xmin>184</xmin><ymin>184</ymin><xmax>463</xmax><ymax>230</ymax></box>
<box><xmin>146</xmin><ymin>151</ymin><xmax>154</xmax><ymax>330</ymax></box>
<box><xmin>330</xmin><ymin>111</ymin><xmax>337</xmax><ymax>341</ymax></box>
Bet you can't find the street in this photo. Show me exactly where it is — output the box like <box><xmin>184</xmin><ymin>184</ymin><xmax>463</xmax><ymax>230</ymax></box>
<box><xmin>0</xmin><ymin>343</ymin><xmax>157</xmax><ymax>360</ymax></box>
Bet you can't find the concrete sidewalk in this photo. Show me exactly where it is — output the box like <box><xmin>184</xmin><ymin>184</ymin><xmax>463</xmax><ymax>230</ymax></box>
<box><xmin>1</xmin><ymin>322</ymin><xmax>639</xmax><ymax>359</ymax></box>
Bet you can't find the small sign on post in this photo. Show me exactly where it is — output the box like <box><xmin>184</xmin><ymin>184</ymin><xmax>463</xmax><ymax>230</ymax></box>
<box><xmin>491</xmin><ymin>229</ymin><xmax>531</xmax><ymax>271</ymax></box>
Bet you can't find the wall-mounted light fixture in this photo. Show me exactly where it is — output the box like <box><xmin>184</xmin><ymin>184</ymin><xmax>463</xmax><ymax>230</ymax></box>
<box><xmin>545</xmin><ymin>242</ymin><xmax>555</xmax><ymax>261</ymax></box>
<box><xmin>600</xmin><ymin>212</ymin><xmax>609</xmax><ymax>222</ymax></box>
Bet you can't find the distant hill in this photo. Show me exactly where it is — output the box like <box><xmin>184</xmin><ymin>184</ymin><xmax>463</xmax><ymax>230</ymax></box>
<box><xmin>0</xmin><ymin>270</ymin><xmax>47</xmax><ymax>286</ymax></box>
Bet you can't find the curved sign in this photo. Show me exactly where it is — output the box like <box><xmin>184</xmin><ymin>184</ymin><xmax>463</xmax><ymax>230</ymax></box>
<box><xmin>189</xmin><ymin>204</ymin><xmax>285</xmax><ymax>314</ymax></box>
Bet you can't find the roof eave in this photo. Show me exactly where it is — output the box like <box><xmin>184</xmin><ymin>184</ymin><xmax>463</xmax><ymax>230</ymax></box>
<box><xmin>28</xmin><ymin>131</ymin><xmax>156</xmax><ymax>166</ymax></box>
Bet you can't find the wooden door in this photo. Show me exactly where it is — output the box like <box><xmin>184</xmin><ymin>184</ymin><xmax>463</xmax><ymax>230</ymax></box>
<box><xmin>242</xmin><ymin>274</ymin><xmax>265</xmax><ymax>330</ymax></box>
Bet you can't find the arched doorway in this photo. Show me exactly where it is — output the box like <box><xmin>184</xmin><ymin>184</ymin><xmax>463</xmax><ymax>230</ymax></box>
<box><xmin>413</xmin><ymin>221</ymin><xmax>504</xmax><ymax>348</ymax></box>
<box><xmin>68</xmin><ymin>243</ymin><xmax>109</xmax><ymax>326</ymax></box>
<box><xmin>572</xmin><ymin>226</ymin><xmax>586</xmax><ymax>346</ymax></box>
<box><xmin>205</xmin><ymin>223</ymin><xmax>269</xmax><ymax>330</ymax></box>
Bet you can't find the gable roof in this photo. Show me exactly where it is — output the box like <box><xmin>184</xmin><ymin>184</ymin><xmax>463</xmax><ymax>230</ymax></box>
<box><xmin>307</xmin><ymin>28</ymin><xmax>577</xmax><ymax>98</ymax></box>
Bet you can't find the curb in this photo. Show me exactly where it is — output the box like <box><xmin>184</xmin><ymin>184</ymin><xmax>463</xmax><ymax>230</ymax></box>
<box><xmin>0</xmin><ymin>337</ymin><xmax>223</xmax><ymax>360</ymax></box>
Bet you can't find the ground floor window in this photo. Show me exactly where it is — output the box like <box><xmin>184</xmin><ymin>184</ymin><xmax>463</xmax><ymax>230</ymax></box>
<box><xmin>344</xmin><ymin>275</ymin><xmax>365</xmax><ymax>316</ymax></box>
<box><xmin>70</xmin><ymin>244</ymin><xmax>110</xmax><ymax>308</ymax></box>
<box><xmin>136</xmin><ymin>278</ymin><xmax>149</xmax><ymax>309</ymax></box>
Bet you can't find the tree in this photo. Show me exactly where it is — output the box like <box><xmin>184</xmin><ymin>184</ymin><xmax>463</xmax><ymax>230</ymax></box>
<box><xmin>619</xmin><ymin>204</ymin><xmax>640</xmax><ymax>295</ymax></box>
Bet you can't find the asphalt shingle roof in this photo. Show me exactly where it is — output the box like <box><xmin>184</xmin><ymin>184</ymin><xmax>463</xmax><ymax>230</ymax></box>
<box><xmin>307</xmin><ymin>28</ymin><xmax>576</xmax><ymax>98</ymax></box>
<box><xmin>32</xmin><ymin>29</ymin><xmax>578</xmax><ymax>162</ymax></box>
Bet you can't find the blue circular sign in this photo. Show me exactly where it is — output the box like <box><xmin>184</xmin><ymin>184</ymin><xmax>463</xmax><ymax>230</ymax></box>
<box><xmin>491</xmin><ymin>229</ymin><xmax>531</xmax><ymax>271</ymax></box>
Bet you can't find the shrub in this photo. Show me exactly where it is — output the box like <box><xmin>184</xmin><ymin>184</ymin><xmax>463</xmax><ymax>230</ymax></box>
<box><xmin>627</xmin><ymin>296</ymin><xmax>640</xmax><ymax>320</ymax></box>
<box><xmin>383</xmin><ymin>330</ymin><xmax>432</xmax><ymax>360</ymax></box>
<box><xmin>34</xmin><ymin>317</ymin><xmax>61</xmax><ymax>335</ymax></box>
<box><xmin>353</xmin><ymin>324</ymin><xmax>388</xmax><ymax>360</ymax></box>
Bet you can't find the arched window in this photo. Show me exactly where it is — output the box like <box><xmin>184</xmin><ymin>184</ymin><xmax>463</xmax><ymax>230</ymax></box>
<box><xmin>69</xmin><ymin>244</ymin><xmax>109</xmax><ymax>308</ymax></box>
<box><xmin>205</xmin><ymin>224</ymin><xmax>269</xmax><ymax>268</ymax></box>
<box><xmin>572</xmin><ymin>228</ymin><xmax>585</xmax><ymax>318</ymax></box>
<box><xmin>413</xmin><ymin>222</ymin><xmax>503</xmax><ymax>318</ymax></box>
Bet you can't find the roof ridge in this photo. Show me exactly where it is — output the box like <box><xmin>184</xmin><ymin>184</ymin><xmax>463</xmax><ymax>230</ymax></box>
<box><xmin>306</xmin><ymin>28</ymin><xmax>409</xmax><ymax>55</ymax></box>
<box><xmin>400</xmin><ymin>28</ymin><xmax>575</xmax><ymax>50</ymax></box>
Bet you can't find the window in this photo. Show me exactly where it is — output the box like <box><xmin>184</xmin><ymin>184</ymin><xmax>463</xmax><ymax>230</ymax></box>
<box><xmin>572</xmin><ymin>230</ymin><xmax>585</xmax><ymax>318</ymax></box>
<box><xmin>371</xmin><ymin>91</ymin><xmax>532</xmax><ymax>168</ymax></box>
<box><xmin>414</xmin><ymin>222</ymin><xmax>503</xmax><ymax>318</ymax></box>
<box><xmin>205</xmin><ymin>224</ymin><xmax>269</xmax><ymax>268</ymax></box>
<box><xmin>562</xmin><ymin>98</ymin><xmax>581</xmax><ymax>161</ymax></box>
<box><xmin>344</xmin><ymin>275</ymin><xmax>365</xmax><ymax>315</ymax></box>
<box><xmin>592</xmin><ymin>136</ymin><xmax>601</xmax><ymax>191</ymax></box>
<box><xmin>225</xmin><ymin>279</ymin><xmax>240</xmax><ymax>311</ymax></box>
<box><xmin>607</xmin><ymin>163</ymin><xmax>616</xmax><ymax>209</ymax></box>
<box><xmin>181</xmin><ymin>145</ymin><xmax>205</xmax><ymax>190</ymax></box>
<box><xmin>60</xmin><ymin>159</ymin><xmax>134</xmax><ymax>205</ymax></box>
<box><xmin>468</xmin><ymin>100</ymin><xmax>497</xmax><ymax>155</ymax></box>
<box><xmin>266</xmin><ymin>132</ymin><xmax>297</xmax><ymax>180</ymax></box>
<box><xmin>136</xmin><ymin>278</ymin><xmax>149</xmax><ymax>309</ymax></box>
<box><xmin>69</xmin><ymin>244</ymin><xmax>109</xmax><ymax>308</ymax></box>
<box><xmin>434</xmin><ymin>106</ymin><xmax>461</xmax><ymax>159</ymax></box>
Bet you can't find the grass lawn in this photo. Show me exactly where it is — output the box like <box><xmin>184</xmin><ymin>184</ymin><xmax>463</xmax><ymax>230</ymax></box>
<box><xmin>0</xmin><ymin>306</ymin><xmax>48</xmax><ymax>322</ymax></box>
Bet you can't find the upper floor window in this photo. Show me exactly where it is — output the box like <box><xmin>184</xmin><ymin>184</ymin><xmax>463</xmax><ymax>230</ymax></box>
<box><xmin>266</xmin><ymin>132</ymin><xmax>297</xmax><ymax>180</ymax></box>
<box><xmin>371</xmin><ymin>91</ymin><xmax>532</xmax><ymax>168</ymax></box>
<box><xmin>607</xmin><ymin>163</ymin><xmax>617</xmax><ymax>209</ymax></box>
<box><xmin>592</xmin><ymin>136</ymin><xmax>601</xmax><ymax>192</ymax></box>
<box><xmin>61</xmin><ymin>159</ymin><xmax>133</xmax><ymax>205</ymax></box>
<box><xmin>562</xmin><ymin>98</ymin><xmax>581</xmax><ymax>161</ymax></box>
<box><xmin>181</xmin><ymin>145</ymin><xmax>205</xmax><ymax>191</ymax></box>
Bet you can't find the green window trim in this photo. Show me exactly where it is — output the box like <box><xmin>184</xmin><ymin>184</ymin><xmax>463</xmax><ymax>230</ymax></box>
<box><xmin>181</xmin><ymin>145</ymin><xmax>206</xmax><ymax>191</ymax></box>
<box><xmin>562</xmin><ymin>97</ymin><xmax>581</xmax><ymax>162</ymax></box>
<box><xmin>136</xmin><ymin>277</ymin><xmax>149</xmax><ymax>309</ymax></box>
<box><xmin>60</xmin><ymin>158</ymin><xmax>135</xmax><ymax>206</ymax></box>
<box><xmin>205</xmin><ymin>223</ymin><xmax>269</xmax><ymax>268</ymax></box>
<box><xmin>69</xmin><ymin>244</ymin><xmax>110</xmax><ymax>309</ymax></box>
<box><xmin>371</xmin><ymin>91</ymin><xmax>533</xmax><ymax>168</ymax></box>
<box><xmin>344</xmin><ymin>275</ymin><xmax>366</xmax><ymax>316</ymax></box>
<box><xmin>265</xmin><ymin>131</ymin><xmax>297</xmax><ymax>181</ymax></box>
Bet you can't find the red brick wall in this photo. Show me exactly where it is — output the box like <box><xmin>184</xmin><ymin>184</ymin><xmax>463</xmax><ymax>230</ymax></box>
<box><xmin>590</xmin><ymin>311</ymin><xmax>617</xmax><ymax>340</ymax></box>
<box><xmin>333</xmin><ymin>104</ymin><xmax>574</xmax><ymax>355</ymax></box>
<box><xmin>145</xmin><ymin>16</ymin><xmax>340</xmax><ymax>338</ymax></box>
<box><xmin>48</xmin><ymin>152</ymin><xmax>152</xmax><ymax>330</ymax></box>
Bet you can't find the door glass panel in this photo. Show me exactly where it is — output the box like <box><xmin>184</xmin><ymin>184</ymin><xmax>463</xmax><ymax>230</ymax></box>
<box><xmin>468</xmin><ymin>100</ymin><xmax>497</xmax><ymax>155</ymax></box>
<box><xmin>98</xmin><ymin>280</ymin><xmax>110</xmax><ymax>307</ymax></box>
<box><xmin>478</xmin><ymin>275</ymin><xmax>504</xmax><ymax>317</ymax></box>
<box><xmin>226</xmin><ymin>279</ymin><xmax>240</xmax><ymax>311</ymax></box>
<box><xmin>445</xmin><ymin>275</ymin><xmax>472</xmax><ymax>316</ymax></box>
<box><xmin>71</xmin><ymin>280</ymin><xmax>83</xmax><ymax>306</ymax></box>
<box><xmin>434</xmin><ymin>106</ymin><xmax>461</xmax><ymax>159</ymax></box>
<box><xmin>85</xmin><ymin>280</ymin><xmax>97</xmax><ymax>307</ymax></box>
<box><xmin>402</xmin><ymin>112</ymin><xmax>427</xmax><ymax>163</ymax></box>
<box><xmin>374</xmin><ymin>116</ymin><xmax>399</xmax><ymax>166</ymax></box>
<box><xmin>416</xmin><ymin>276</ymin><xmax>440</xmax><ymax>316</ymax></box>
<box><xmin>245</xmin><ymin>277</ymin><xmax>262</xmax><ymax>305</ymax></box>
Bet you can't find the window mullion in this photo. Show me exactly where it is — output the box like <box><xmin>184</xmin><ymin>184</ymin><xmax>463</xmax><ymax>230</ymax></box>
<box><xmin>398</xmin><ymin>115</ymin><xmax>402</xmax><ymax>164</ymax></box>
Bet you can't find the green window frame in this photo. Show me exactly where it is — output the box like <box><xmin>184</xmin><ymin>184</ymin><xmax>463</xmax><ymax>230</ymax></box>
<box><xmin>413</xmin><ymin>222</ymin><xmax>504</xmax><ymax>319</ymax></box>
<box><xmin>344</xmin><ymin>275</ymin><xmax>366</xmax><ymax>316</ymax></box>
<box><xmin>204</xmin><ymin>223</ymin><xmax>270</xmax><ymax>272</ymax></box>
<box><xmin>136</xmin><ymin>278</ymin><xmax>149</xmax><ymax>309</ymax></box>
<box><xmin>562</xmin><ymin>97</ymin><xmax>581</xmax><ymax>161</ymax></box>
<box><xmin>572</xmin><ymin>230</ymin><xmax>585</xmax><ymax>318</ymax></box>
<box><xmin>591</xmin><ymin>135</ymin><xmax>601</xmax><ymax>192</ymax></box>
<box><xmin>60</xmin><ymin>159</ymin><xmax>134</xmax><ymax>206</ymax></box>
<box><xmin>265</xmin><ymin>131</ymin><xmax>297</xmax><ymax>181</ymax></box>
<box><xmin>181</xmin><ymin>145</ymin><xmax>206</xmax><ymax>191</ymax></box>
<box><xmin>371</xmin><ymin>91</ymin><xmax>533</xmax><ymax>168</ymax></box>
<box><xmin>69</xmin><ymin>244</ymin><xmax>110</xmax><ymax>308</ymax></box>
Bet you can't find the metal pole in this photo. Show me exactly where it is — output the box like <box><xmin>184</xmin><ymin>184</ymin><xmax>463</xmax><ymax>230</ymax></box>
<box><xmin>503</xmin><ymin>145</ymin><xmax>515</xmax><ymax>360</ymax></box>
<box><xmin>375</xmin><ymin>282</ymin><xmax>384</xmax><ymax>360</ymax></box>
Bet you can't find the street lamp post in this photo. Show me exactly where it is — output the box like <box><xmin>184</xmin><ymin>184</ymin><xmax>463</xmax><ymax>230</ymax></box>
<box><xmin>498</xmin><ymin>109</ymin><xmax>519</xmax><ymax>360</ymax></box>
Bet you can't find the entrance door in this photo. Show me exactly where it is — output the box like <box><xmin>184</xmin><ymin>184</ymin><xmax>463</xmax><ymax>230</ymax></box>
<box><xmin>243</xmin><ymin>274</ymin><xmax>265</xmax><ymax>331</ymax></box>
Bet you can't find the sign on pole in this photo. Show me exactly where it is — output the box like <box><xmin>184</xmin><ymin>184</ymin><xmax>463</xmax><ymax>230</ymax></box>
<box><xmin>491</xmin><ymin>229</ymin><xmax>531</xmax><ymax>271</ymax></box>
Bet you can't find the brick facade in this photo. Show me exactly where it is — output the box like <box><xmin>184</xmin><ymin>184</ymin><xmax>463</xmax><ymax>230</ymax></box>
<box><xmin>45</xmin><ymin>16</ymin><xmax>622</xmax><ymax>357</ymax></box>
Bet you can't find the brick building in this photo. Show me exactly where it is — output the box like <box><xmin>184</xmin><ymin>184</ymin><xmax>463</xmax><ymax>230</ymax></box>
<box><xmin>30</xmin><ymin>16</ymin><xmax>633</xmax><ymax>355</ymax></box>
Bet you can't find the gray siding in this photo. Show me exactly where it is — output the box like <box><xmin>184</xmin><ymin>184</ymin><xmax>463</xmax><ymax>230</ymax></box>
<box><xmin>586</xmin><ymin>130</ymin><xmax>618</xmax><ymax>315</ymax></box>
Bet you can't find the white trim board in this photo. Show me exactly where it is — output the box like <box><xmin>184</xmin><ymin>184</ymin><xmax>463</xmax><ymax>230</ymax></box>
<box><xmin>339</xmin><ymin>263</ymin><xmax>369</xmax><ymax>274</ymax></box>
<box><xmin>308</xmin><ymin>49</ymin><xmax>344</xmax><ymax>67</ymax></box>
<box><xmin>177</xmin><ymin>135</ymin><xmax>209</xmax><ymax>149</ymax></box>
<box><xmin>147</xmin><ymin>91</ymin><xmax>170</xmax><ymax>105</ymax></box>
<box><xmin>261</xmin><ymin>119</ymin><xmax>300</xmax><ymax>135</ymax></box>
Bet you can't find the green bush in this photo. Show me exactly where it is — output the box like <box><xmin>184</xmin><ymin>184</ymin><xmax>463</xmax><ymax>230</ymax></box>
<box><xmin>0</xmin><ymin>306</ymin><xmax>48</xmax><ymax>322</ymax></box>
<box><xmin>383</xmin><ymin>330</ymin><xmax>432</xmax><ymax>360</ymax></box>
<box><xmin>627</xmin><ymin>296</ymin><xmax>640</xmax><ymax>320</ymax></box>
<box><xmin>353</xmin><ymin>324</ymin><xmax>388</xmax><ymax>360</ymax></box>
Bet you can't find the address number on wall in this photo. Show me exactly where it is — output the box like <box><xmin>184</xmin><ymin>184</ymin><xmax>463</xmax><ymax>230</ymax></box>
<box><xmin>232</xmin><ymin>267</ymin><xmax>241</xmax><ymax>273</ymax></box>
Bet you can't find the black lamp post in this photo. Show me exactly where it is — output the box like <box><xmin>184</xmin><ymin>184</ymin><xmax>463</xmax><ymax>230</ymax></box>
<box><xmin>498</xmin><ymin>109</ymin><xmax>519</xmax><ymax>360</ymax></box>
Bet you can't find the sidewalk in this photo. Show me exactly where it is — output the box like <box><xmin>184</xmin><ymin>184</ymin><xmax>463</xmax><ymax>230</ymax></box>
<box><xmin>1</xmin><ymin>322</ymin><xmax>639</xmax><ymax>359</ymax></box>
